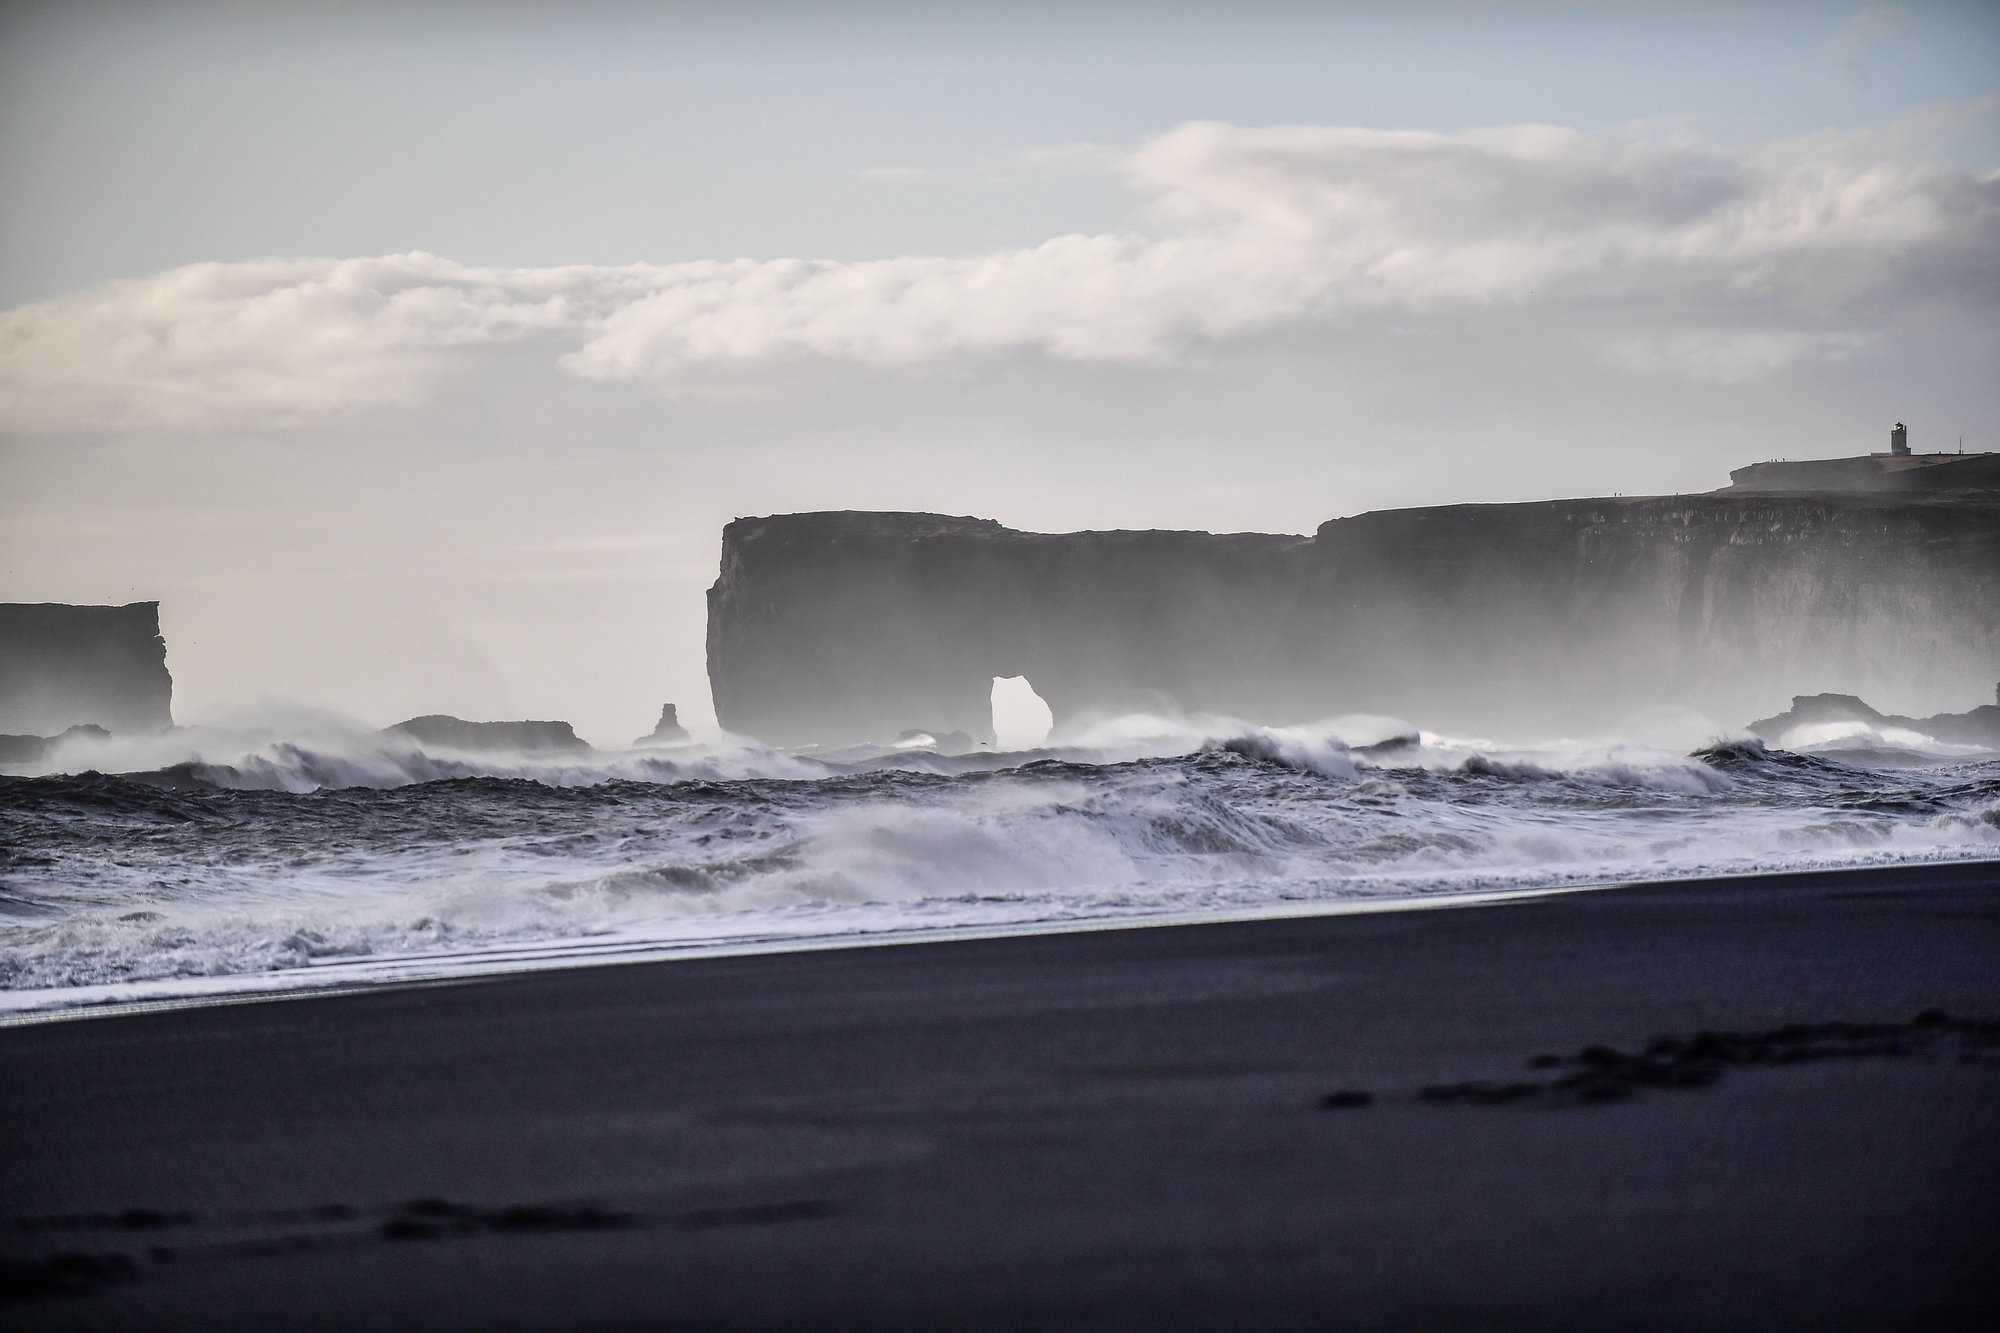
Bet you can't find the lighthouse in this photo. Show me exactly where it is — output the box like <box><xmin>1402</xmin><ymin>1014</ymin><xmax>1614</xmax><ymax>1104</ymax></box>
<box><xmin>1890</xmin><ymin>422</ymin><xmax>1909</xmax><ymax>456</ymax></box>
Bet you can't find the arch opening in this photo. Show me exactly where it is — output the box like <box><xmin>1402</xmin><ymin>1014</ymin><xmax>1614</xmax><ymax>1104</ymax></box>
<box><xmin>990</xmin><ymin>676</ymin><xmax>1053</xmax><ymax>751</ymax></box>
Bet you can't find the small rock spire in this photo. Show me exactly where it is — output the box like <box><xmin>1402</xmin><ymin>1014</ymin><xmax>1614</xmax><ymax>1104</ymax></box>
<box><xmin>633</xmin><ymin>703</ymin><xmax>691</xmax><ymax>748</ymax></box>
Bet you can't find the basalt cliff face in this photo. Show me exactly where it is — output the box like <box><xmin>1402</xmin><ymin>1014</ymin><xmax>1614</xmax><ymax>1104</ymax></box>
<box><xmin>0</xmin><ymin>602</ymin><xmax>174</xmax><ymax>736</ymax></box>
<box><xmin>708</xmin><ymin>513</ymin><xmax>1307</xmax><ymax>748</ymax></box>
<box><xmin>707</xmin><ymin>494</ymin><xmax>2000</xmax><ymax>747</ymax></box>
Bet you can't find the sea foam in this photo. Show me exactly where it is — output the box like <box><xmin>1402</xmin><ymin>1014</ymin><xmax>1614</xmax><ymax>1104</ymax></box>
<box><xmin>2</xmin><ymin>711</ymin><xmax>1995</xmax><ymax>1014</ymax></box>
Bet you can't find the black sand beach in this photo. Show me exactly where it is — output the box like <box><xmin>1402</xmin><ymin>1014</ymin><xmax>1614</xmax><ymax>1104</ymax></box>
<box><xmin>4</xmin><ymin>861</ymin><xmax>1997</xmax><ymax>1331</ymax></box>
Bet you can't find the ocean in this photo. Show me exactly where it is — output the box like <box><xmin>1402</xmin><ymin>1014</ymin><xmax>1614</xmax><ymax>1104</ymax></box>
<box><xmin>4</xmin><ymin>711</ymin><xmax>1997</xmax><ymax>1018</ymax></box>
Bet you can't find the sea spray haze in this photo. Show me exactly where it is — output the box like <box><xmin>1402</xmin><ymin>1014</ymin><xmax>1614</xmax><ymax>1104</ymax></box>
<box><xmin>4</xmin><ymin>712</ymin><xmax>1997</xmax><ymax>1014</ymax></box>
<box><xmin>2</xmin><ymin>1</ymin><xmax>1998</xmax><ymax>1025</ymax></box>
<box><xmin>4</xmin><ymin>2</ymin><xmax>1998</xmax><ymax>740</ymax></box>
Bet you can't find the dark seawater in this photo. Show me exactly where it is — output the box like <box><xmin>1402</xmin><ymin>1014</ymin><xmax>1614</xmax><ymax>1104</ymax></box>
<box><xmin>3</xmin><ymin>714</ymin><xmax>1997</xmax><ymax>1015</ymax></box>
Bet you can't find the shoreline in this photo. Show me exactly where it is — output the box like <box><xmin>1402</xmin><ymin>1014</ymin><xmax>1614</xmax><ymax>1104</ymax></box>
<box><xmin>4</xmin><ymin>856</ymin><xmax>1996</xmax><ymax>1328</ymax></box>
<box><xmin>7</xmin><ymin>854</ymin><xmax>1999</xmax><ymax>1028</ymax></box>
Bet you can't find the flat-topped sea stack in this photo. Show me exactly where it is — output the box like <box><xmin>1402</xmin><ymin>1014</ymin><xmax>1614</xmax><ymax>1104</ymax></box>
<box><xmin>708</xmin><ymin>481</ymin><xmax>2000</xmax><ymax>748</ymax></box>
<box><xmin>383</xmin><ymin>715</ymin><xmax>591</xmax><ymax>755</ymax></box>
<box><xmin>0</xmin><ymin>601</ymin><xmax>174</xmax><ymax>737</ymax></box>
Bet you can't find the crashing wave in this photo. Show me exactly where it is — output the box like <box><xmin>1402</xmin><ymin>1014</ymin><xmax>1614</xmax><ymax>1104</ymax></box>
<box><xmin>4</xmin><ymin>707</ymin><xmax>1997</xmax><ymax>1013</ymax></box>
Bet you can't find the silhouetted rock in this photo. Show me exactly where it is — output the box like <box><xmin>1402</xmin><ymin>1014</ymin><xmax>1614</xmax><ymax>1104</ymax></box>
<box><xmin>706</xmin><ymin>495</ymin><xmax>2000</xmax><ymax>748</ymax></box>
<box><xmin>383</xmin><ymin>715</ymin><xmax>590</xmax><ymax>755</ymax></box>
<box><xmin>0</xmin><ymin>602</ymin><xmax>173</xmax><ymax>736</ymax></box>
<box><xmin>1749</xmin><ymin>693</ymin><xmax>2000</xmax><ymax>751</ymax></box>
<box><xmin>632</xmin><ymin>703</ymin><xmax>690</xmax><ymax>748</ymax></box>
<box><xmin>1726</xmin><ymin>450</ymin><xmax>2000</xmax><ymax>493</ymax></box>
<box><xmin>0</xmin><ymin>723</ymin><xmax>110</xmax><ymax>764</ymax></box>
<box><xmin>893</xmin><ymin>728</ymin><xmax>977</xmax><ymax>754</ymax></box>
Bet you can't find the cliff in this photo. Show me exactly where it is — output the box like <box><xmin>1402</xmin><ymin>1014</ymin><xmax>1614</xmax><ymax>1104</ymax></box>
<box><xmin>708</xmin><ymin>513</ymin><xmax>1308</xmax><ymax>748</ymax></box>
<box><xmin>0</xmin><ymin>602</ymin><xmax>174</xmax><ymax>736</ymax></box>
<box><xmin>707</xmin><ymin>495</ymin><xmax>2000</xmax><ymax>747</ymax></box>
<box><xmin>1727</xmin><ymin>452</ymin><xmax>2000</xmax><ymax>493</ymax></box>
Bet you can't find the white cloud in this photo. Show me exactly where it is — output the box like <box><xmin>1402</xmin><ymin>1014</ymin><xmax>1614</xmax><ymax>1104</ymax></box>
<box><xmin>2</xmin><ymin>118</ymin><xmax>1994</xmax><ymax>429</ymax></box>
<box><xmin>0</xmin><ymin>253</ymin><xmax>644</xmax><ymax>429</ymax></box>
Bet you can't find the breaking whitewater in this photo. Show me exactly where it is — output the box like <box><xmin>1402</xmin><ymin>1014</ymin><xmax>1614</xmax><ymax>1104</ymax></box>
<box><xmin>4</xmin><ymin>710</ymin><xmax>1998</xmax><ymax>1017</ymax></box>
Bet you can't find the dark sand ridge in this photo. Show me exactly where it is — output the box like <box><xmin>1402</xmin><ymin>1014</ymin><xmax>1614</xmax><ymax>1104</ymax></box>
<box><xmin>3</xmin><ymin>861</ymin><xmax>1996</xmax><ymax>1330</ymax></box>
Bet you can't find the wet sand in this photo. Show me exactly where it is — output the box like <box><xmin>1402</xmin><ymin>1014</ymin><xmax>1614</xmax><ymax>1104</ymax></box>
<box><xmin>4</xmin><ymin>860</ymin><xmax>1998</xmax><ymax>1330</ymax></box>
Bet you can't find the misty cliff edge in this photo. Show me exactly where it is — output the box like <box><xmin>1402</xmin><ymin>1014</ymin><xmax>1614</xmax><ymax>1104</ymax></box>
<box><xmin>0</xmin><ymin>602</ymin><xmax>174</xmax><ymax>737</ymax></box>
<box><xmin>706</xmin><ymin>495</ymin><xmax>2000</xmax><ymax>747</ymax></box>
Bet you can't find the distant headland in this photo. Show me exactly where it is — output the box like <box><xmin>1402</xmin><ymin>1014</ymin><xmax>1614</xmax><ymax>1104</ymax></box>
<box><xmin>6</xmin><ymin>442</ymin><xmax>1996</xmax><ymax>758</ymax></box>
<box><xmin>1727</xmin><ymin>424</ymin><xmax>1997</xmax><ymax>492</ymax></box>
<box><xmin>709</xmin><ymin>447</ymin><xmax>2000</xmax><ymax>747</ymax></box>
<box><xmin>0</xmin><ymin>601</ymin><xmax>172</xmax><ymax>739</ymax></box>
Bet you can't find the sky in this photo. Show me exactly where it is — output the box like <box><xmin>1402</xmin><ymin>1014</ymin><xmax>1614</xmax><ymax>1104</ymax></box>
<box><xmin>1</xmin><ymin>0</ymin><xmax>1996</xmax><ymax>742</ymax></box>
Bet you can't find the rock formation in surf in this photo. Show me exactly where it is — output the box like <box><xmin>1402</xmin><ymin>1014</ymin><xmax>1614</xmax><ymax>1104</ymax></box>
<box><xmin>633</xmin><ymin>703</ymin><xmax>690</xmax><ymax>747</ymax></box>
<box><xmin>0</xmin><ymin>602</ymin><xmax>174</xmax><ymax>736</ymax></box>
<box><xmin>892</xmin><ymin>728</ymin><xmax>978</xmax><ymax>755</ymax></box>
<box><xmin>707</xmin><ymin>489</ymin><xmax>2000</xmax><ymax>748</ymax></box>
<box><xmin>0</xmin><ymin>723</ymin><xmax>111</xmax><ymax>765</ymax></box>
<box><xmin>383</xmin><ymin>715</ymin><xmax>591</xmax><ymax>754</ymax></box>
<box><xmin>1749</xmin><ymin>693</ymin><xmax>2000</xmax><ymax>752</ymax></box>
